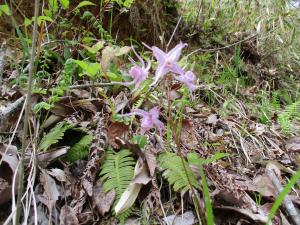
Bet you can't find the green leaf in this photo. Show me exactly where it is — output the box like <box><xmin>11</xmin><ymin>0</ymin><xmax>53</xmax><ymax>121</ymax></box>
<box><xmin>0</xmin><ymin>4</ymin><xmax>10</xmax><ymax>16</ymax></box>
<box><xmin>34</xmin><ymin>102</ymin><xmax>52</xmax><ymax>113</ymax></box>
<box><xmin>24</xmin><ymin>17</ymin><xmax>33</xmax><ymax>27</ymax></box>
<box><xmin>83</xmin><ymin>40</ymin><xmax>105</xmax><ymax>54</ymax></box>
<box><xmin>59</xmin><ymin>0</ymin><xmax>69</xmax><ymax>9</ymax></box>
<box><xmin>64</xmin><ymin>134</ymin><xmax>93</xmax><ymax>162</ymax></box>
<box><xmin>159</xmin><ymin>152</ymin><xmax>200</xmax><ymax>192</ymax></box>
<box><xmin>187</xmin><ymin>152</ymin><xmax>229</xmax><ymax>166</ymax></box>
<box><xmin>100</xmin><ymin>148</ymin><xmax>135</xmax><ymax>221</ymax></box>
<box><xmin>132</xmin><ymin>135</ymin><xmax>147</xmax><ymax>149</ymax></box>
<box><xmin>37</xmin><ymin>15</ymin><xmax>54</xmax><ymax>26</ymax></box>
<box><xmin>73</xmin><ymin>60</ymin><xmax>101</xmax><ymax>78</ymax></box>
<box><xmin>74</xmin><ymin>1</ymin><xmax>96</xmax><ymax>10</ymax></box>
<box><xmin>199</xmin><ymin>166</ymin><xmax>214</xmax><ymax>225</ymax></box>
<box><xmin>38</xmin><ymin>122</ymin><xmax>73</xmax><ymax>151</ymax></box>
<box><xmin>49</xmin><ymin>0</ymin><xmax>58</xmax><ymax>13</ymax></box>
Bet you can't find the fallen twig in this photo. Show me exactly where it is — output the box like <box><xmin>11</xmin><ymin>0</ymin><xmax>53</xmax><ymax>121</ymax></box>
<box><xmin>266</xmin><ymin>166</ymin><xmax>300</xmax><ymax>225</ymax></box>
<box><xmin>0</xmin><ymin>96</ymin><xmax>25</xmax><ymax>121</ymax></box>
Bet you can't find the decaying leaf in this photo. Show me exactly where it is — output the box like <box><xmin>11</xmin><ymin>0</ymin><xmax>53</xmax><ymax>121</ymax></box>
<box><xmin>285</xmin><ymin>136</ymin><xmax>300</xmax><ymax>152</ymax></box>
<box><xmin>163</xmin><ymin>211</ymin><xmax>196</xmax><ymax>225</ymax></box>
<box><xmin>60</xmin><ymin>205</ymin><xmax>79</xmax><ymax>225</ymax></box>
<box><xmin>180</xmin><ymin>119</ymin><xmax>199</xmax><ymax>150</ymax></box>
<box><xmin>0</xmin><ymin>143</ymin><xmax>19</xmax><ymax>205</ymax></box>
<box><xmin>114</xmin><ymin>158</ymin><xmax>151</xmax><ymax>215</ymax></box>
<box><xmin>108</xmin><ymin>121</ymin><xmax>129</xmax><ymax>148</ymax></box>
<box><xmin>92</xmin><ymin>181</ymin><xmax>115</xmax><ymax>216</ymax></box>
<box><xmin>38</xmin><ymin>169</ymin><xmax>60</xmax><ymax>213</ymax></box>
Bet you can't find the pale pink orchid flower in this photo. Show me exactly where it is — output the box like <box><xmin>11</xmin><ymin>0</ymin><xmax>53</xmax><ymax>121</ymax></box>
<box><xmin>122</xmin><ymin>47</ymin><xmax>151</xmax><ymax>92</ymax></box>
<box><xmin>149</xmin><ymin>42</ymin><xmax>187</xmax><ymax>86</ymax></box>
<box><xmin>174</xmin><ymin>71</ymin><xmax>197</xmax><ymax>92</ymax></box>
<box><xmin>123</xmin><ymin>107</ymin><xmax>165</xmax><ymax>135</ymax></box>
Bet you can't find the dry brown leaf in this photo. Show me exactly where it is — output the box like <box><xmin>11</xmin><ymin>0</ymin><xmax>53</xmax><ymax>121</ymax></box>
<box><xmin>60</xmin><ymin>205</ymin><xmax>79</xmax><ymax>225</ymax></box>
<box><xmin>0</xmin><ymin>143</ymin><xmax>19</xmax><ymax>205</ymax></box>
<box><xmin>108</xmin><ymin>122</ymin><xmax>129</xmax><ymax>149</ymax></box>
<box><xmin>214</xmin><ymin>206</ymin><xmax>268</xmax><ymax>224</ymax></box>
<box><xmin>145</xmin><ymin>148</ymin><xmax>157</xmax><ymax>177</ymax></box>
<box><xmin>38</xmin><ymin>169</ymin><xmax>60</xmax><ymax>212</ymax></box>
<box><xmin>92</xmin><ymin>181</ymin><xmax>115</xmax><ymax>216</ymax></box>
<box><xmin>163</xmin><ymin>211</ymin><xmax>196</xmax><ymax>225</ymax></box>
<box><xmin>180</xmin><ymin>119</ymin><xmax>199</xmax><ymax>150</ymax></box>
<box><xmin>48</xmin><ymin>168</ymin><xmax>68</xmax><ymax>183</ymax></box>
<box><xmin>285</xmin><ymin>136</ymin><xmax>300</xmax><ymax>152</ymax></box>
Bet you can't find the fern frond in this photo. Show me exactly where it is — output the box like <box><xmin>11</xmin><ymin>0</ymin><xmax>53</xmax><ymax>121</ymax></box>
<box><xmin>278</xmin><ymin>99</ymin><xmax>300</xmax><ymax>133</ymax></box>
<box><xmin>38</xmin><ymin>122</ymin><xmax>73</xmax><ymax>151</ymax></box>
<box><xmin>100</xmin><ymin>149</ymin><xmax>136</xmax><ymax>221</ymax></box>
<box><xmin>64</xmin><ymin>134</ymin><xmax>93</xmax><ymax>162</ymax></box>
<box><xmin>159</xmin><ymin>152</ymin><xmax>200</xmax><ymax>192</ymax></box>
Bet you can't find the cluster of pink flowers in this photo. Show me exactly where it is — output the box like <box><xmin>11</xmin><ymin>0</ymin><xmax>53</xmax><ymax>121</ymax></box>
<box><xmin>121</xmin><ymin>42</ymin><xmax>197</xmax><ymax>134</ymax></box>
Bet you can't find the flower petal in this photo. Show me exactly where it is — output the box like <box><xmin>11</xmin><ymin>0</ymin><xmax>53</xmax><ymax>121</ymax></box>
<box><xmin>149</xmin><ymin>107</ymin><xmax>159</xmax><ymax>118</ymax></box>
<box><xmin>141</xmin><ymin>116</ymin><xmax>153</xmax><ymax>131</ymax></box>
<box><xmin>167</xmin><ymin>42</ymin><xmax>187</xmax><ymax>62</ymax></box>
<box><xmin>150</xmin><ymin>63</ymin><xmax>170</xmax><ymax>86</ymax></box>
<box><xmin>131</xmin><ymin>109</ymin><xmax>149</xmax><ymax>117</ymax></box>
<box><xmin>152</xmin><ymin>46</ymin><xmax>167</xmax><ymax>63</ymax></box>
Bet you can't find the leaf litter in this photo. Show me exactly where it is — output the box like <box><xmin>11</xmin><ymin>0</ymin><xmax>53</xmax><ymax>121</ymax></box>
<box><xmin>0</xmin><ymin>3</ymin><xmax>300</xmax><ymax>224</ymax></box>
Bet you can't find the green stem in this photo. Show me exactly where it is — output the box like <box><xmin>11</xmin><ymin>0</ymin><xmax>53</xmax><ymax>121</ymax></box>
<box><xmin>15</xmin><ymin>0</ymin><xmax>40</xmax><ymax>224</ymax></box>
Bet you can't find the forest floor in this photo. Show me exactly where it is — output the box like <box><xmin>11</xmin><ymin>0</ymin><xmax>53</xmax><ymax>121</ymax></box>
<box><xmin>0</xmin><ymin>1</ymin><xmax>299</xmax><ymax>225</ymax></box>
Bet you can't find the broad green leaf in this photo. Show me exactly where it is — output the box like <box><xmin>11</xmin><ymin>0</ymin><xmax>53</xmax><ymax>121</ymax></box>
<box><xmin>83</xmin><ymin>41</ymin><xmax>105</xmax><ymax>54</ymax></box>
<box><xmin>49</xmin><ymin>0</ymin><xmax>58</xmax><ymax>13</ymax></box>
<box><xmin>59</xmin><ymin>0</ymin><xmax>69</xmax><ymax>9</ymax></box>
<box><xmin>24</xmin><ymin>17</ymin><xmax>32</xmax><ymax>27</ymax></box>
<box><xmin>38</xmin><ymin>16</ymin><xmax>54</xmax><ymax>26</ymax></box>
<box><xmin>0</xmin><ymin>4</ymin><xmax>10</xmax><ymax>16</ymax></box>
<box><xmin>74</xmin><ymin>1</ymin><xmax>96</xmax><ymax>11</ymax></box>
<box><xmin>73</xmin><ymin>60</ymin><xmax>101</xmax><ymax>78</ymax></box>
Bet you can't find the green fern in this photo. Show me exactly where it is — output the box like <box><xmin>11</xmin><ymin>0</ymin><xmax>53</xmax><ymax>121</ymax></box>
<box><xmin>64</xmin><ymin>134</ymin><xmax>93</xmax><ymax>162</ymax></box>
<box><xmin>38</xmin><ymin>122</ymin><xmax>73</xmax><ymax>151</ymax></box>
<box><xmin>100</xmin><ymin>148</ymin><xmax>136</xmax><ymax>222</ymax></box>
<box><xmin>159</xmin><ymin>152</ymin><xmax>200</xmax><ymax>192</ymax></box>
<box><xmin>278</xmin><ymin>99</ymin><xmax>300</xmax><ymax>133</ymax></box>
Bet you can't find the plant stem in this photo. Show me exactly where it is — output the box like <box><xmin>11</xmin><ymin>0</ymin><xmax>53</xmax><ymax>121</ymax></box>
<box><xmin>15</xmin><ymin>0</ymin><xmax>40</xmax><ymax>224</ymax></box>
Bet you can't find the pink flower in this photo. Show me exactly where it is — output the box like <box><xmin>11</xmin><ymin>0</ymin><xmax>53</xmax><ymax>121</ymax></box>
<box><xmin>122</xmin><ymin>47</ymin><xmax>150</xmax><ymax>92</ymax></box>
<box><xmin>123</xmin><ymin>107</ymin><xmax>165</xmax><ymax>134</ymax></box>
<box><xmin>174</xmin><ymin>71</ymin><xmax>197</xmax><ymax>92</ymax></box>
<box><xmin>150</xmin><ymin>42</ymin><xmax>187</xmax><ymax>86</ymax></box>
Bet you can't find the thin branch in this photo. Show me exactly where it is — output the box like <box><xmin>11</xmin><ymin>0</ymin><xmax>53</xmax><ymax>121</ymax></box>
<box><xmin>15</xmin><ymin>0</ymin><xmax>40</xmax><ymax>224</ymax></box>
<box><xmin>69</xmin><ymin>81</ymin><xmax>123</xmax><ymax>89</ymax></box>
<box><xmin>186</xmin><ymin>34</ymin><xmax>258</xmax><ymax>57</ymax></box>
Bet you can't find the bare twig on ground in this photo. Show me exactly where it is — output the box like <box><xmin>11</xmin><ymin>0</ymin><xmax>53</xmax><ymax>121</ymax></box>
<box><xmin>0</xmin><ymin>96</ymin><xmax>25</xmax><ymax>121</ymax></box>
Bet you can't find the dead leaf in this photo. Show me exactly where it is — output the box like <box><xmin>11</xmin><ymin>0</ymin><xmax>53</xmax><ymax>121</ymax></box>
<box><xmin>285</xmin><ymin>136</ymin><xmax>300</xmax><ymax>152</ymax></box>
<box><xmin>108</xmin><ymin>122</ymin><xmax>129</xmax><ymax>148</ymax></box>
<box><xmin>38</xmin><ymin>169</ymin><xmax>60</xmax><ymax>213</ymax></box>
<box><xmin>114</xmin><ymin>158</ymin><xmax>151</xmax><ymax>215</ymax></box>
<box><xmin>92</xmin><ymin>181</ymin><xmax>115</xmax><ymax>216</ymax></box>
<box><xmin>180</xmin><ymin>119</ymin><xmax>199</xmax><ymax>150</ymax></box>
<box><xmin>145</xmin><ymin>148</ymin><xmax>157</xmax><ymax>177</ymax></box>
<box><xmin>60</xmin><ymin>205</ymin><xmax>79</xmax><ymax>225</ymax></box>
<box><xmin>214</xmin><ymin>206</ymin><xmax>268</xmax><ymax>224</ymax></box>
<box><xmin>48</xmin><ymin>168</ymin><xmax>67</xmax><ymax>183</ymax></box>
<box><xmin>163</xmin><ymin>211</ymin><xmax>196</xmax><ymax>225</ymax></box>
<box><xmin>207</xmin><ymin>114</ymin><xmax>218</xmax><ymax>126</ymax></box>
<box><xmin>31</xmin><ymin>146</ymin><xmax>69</xmax><ymax>168</ymax></box>
<box><xmin>0</xmin><ymin>143</ymin><xmax>19</xmax><ymax>205</ymax></box>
